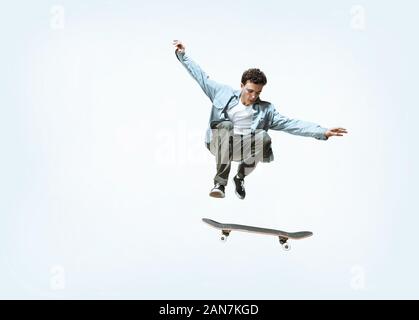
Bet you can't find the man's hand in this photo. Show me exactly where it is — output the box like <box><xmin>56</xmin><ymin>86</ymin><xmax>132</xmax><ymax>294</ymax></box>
<box><xmin>173</xmin><ymin>40</ymin><xmax>185</xmax><ymax>53</ymax></box>
<box><xmin>325</xmin><ymin>127</ymin><xmax>348</xmax><ymax>138</ymax></box>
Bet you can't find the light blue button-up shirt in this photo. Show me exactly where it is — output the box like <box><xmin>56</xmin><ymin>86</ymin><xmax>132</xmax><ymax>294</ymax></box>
<box><xmin>175</xmin><ymin>51</ymin><xmax>328</xmax><ymax>160</ymax></box>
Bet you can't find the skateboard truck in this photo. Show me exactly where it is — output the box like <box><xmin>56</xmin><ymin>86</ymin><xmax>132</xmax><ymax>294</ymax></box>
<box><xmin>220</xmin><ymin>230</ymin><xmax>231</xmax><ymax>242</ymax></box>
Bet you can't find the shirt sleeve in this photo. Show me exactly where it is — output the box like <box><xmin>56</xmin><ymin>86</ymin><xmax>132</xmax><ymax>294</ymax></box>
<box><xmin>175</xmin><ymin>51</ymin><xmax>225</xmax><ymax>103</ymax></box>
<box><xmin>269</xmin><ymin>107</ymin><xmax>328</xmax><ymax>140</ymax></box>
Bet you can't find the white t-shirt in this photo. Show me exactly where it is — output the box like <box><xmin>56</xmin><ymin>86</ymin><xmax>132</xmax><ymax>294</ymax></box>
<box><xmin>227</xmin><ymin>101</ymin><xmax>254</xmax><ymax>135</ymax></box>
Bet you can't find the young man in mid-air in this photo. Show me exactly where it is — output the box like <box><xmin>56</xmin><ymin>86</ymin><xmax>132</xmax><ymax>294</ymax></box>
<box><xmin>173</xmin><ymin>40</ymin><xmax>347</xmax><ymax>199</ymax></box>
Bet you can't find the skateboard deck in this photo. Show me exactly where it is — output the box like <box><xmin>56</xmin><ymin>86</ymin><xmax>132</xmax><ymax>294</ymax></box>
<box><xmin>202</xmin><ymin>218</ymin><xmax>313</xmax><ymax>250</ymax></box>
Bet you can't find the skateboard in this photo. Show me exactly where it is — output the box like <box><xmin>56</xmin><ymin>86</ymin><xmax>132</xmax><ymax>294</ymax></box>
<box><xmin>202</xmin><ymin>218</ymin><xmax>313</xmax><ymax>251</ymax></box>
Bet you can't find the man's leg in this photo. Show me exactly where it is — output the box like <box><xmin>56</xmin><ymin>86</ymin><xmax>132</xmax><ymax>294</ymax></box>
<box><xmin>208</xmin><ymin>121</ymin><xmax>234</xmax><ymax>197</ymax></box>
<box><xmin>237</xmin><ymin>130</ymin><xmax>271</xmax><ymax>177</ymax></box>
<box><xmin>234</xmin><ymin>131</ymin><xmax>272</xmax><ymax>199</ymax></box>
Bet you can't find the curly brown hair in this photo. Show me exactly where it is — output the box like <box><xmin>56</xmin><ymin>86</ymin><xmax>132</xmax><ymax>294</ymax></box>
<box><xmin>241</xmin><ymin>68</ymin><xmax>267</xmax><ymax>85</ymax></box>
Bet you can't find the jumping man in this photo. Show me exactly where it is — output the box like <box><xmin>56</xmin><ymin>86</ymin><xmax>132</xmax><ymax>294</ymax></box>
<box><xmin>173</xmin><ymin>40</ymin><xmax>347</xmax><ymax>199</ymax></box>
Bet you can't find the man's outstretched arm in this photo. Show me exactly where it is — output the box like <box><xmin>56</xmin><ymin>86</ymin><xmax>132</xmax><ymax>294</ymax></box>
<box><xmin>270</xmin><ymin>108</ymin><xmax>347</xmax><ymax>140</ymax></box>
<box><xmin>173</xmin><ymin>40</ymin><xmax>225</xmax><ymax>103</ymax></box>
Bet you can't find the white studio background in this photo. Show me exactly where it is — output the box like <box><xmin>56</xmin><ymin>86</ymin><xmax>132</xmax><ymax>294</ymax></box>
<box><xmin>0</xmin><ymin>0</ymin><xmax>417</xmax><ymax>299</ymax></box>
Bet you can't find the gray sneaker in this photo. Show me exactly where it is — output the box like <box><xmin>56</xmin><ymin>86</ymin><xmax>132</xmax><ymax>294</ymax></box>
<box><xmin>209</xmin><ymin>183</ymin><xmax>225</xmax><ymax>198</ymax></box>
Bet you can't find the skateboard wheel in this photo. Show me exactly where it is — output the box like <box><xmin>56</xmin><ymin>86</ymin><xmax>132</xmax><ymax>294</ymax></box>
<box><xmin>282</xmin><ymin>243</ymin><xmax>291</xmax><ymax>251</ymax></box>
<box><xmin>279</xmin><ymin>238</ymin><xmax>291</xmax><ymax>251</ymax></box>
<box><xmin>220</xmin><ymin>236</ymin><xmax>228</xmax><ymax>242</ymax></box>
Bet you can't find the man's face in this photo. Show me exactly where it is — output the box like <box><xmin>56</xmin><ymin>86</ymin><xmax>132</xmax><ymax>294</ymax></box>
<box><xmin>240</xmin><ymin>81</ymin><xmax>264</xmax><ymax>106</ymax></box>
